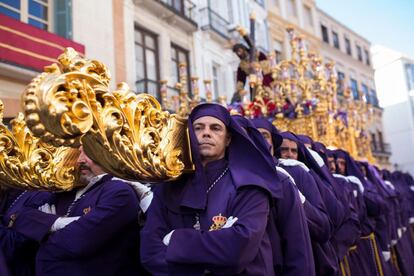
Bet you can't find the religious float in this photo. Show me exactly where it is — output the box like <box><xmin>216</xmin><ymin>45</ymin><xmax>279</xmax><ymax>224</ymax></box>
<box><xmin>0</xmin><ymin>26</ymin><xmax>375</xmax><ymax>190</ymax></box>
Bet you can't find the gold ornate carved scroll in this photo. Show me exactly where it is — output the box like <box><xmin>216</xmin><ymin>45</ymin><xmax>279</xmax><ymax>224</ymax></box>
<box><xmin>0</xmin><ymin>100</ymin><xmax>79</xmax><ymax>191</ymax></box>
<box><xmin>22</xmin><ymin>48</ymin><xmax>194</xmax><ymax>183</ymax></box>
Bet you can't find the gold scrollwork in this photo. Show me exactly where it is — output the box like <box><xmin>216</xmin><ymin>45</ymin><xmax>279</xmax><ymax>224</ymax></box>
<box><xmin>22</xmin><ymin>48</ymin><xmax>194</xmax><ymax>183</ymax></box>
<box><xmin>0</xmin><ymin>104</ymin><xmax>79</xmax><ymax>191</ymax></box>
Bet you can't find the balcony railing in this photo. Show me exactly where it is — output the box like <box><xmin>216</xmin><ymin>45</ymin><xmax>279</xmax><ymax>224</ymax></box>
<box><xmin>199</xmin><ymin>7</ymin><xmax>230</xmax><ymax>39</ymax></box>
<box><xmin>156</xmin><ymin>0</ymin><xmax>197</xmax><ymax>23</ymax></box>
<box><xmin>371</xmin><ymin>141</ymin><xmax>392</xmax><ymax>155</ymax></box>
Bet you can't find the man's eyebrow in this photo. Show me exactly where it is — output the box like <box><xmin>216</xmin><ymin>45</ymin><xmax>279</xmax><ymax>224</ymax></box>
<box><xmin>210</xmin><ymin>123</ymin><xmax>224</xmax><ymax>128</ymax></box>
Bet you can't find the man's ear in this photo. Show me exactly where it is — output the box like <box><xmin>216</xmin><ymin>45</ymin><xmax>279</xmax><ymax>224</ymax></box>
<box><xmin>225</xmin><ymin>132</ymin><xmax>232</xmax><ymax>147</ymax></box>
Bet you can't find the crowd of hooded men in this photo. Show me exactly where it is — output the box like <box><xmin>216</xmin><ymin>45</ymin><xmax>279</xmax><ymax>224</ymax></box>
<box><xmin>1</xmin><ymin>103</ymin><xmax>414</xmax><ymax>276</ymax></box>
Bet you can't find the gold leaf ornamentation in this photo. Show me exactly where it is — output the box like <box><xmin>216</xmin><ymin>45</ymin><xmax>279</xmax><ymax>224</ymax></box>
<box><xmin>22</xmin><ymin>48</ymin><xmax>194</xmax><ymax>182</ymax></box>
<box><xmin>0</xmin><ymin>104</ymin><xmax>79</xmax><ymax>191</ymax></box>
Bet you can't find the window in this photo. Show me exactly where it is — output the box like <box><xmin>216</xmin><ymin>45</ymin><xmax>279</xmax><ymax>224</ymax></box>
<box><xmin>274</xmin><ymin>40</ymin><xmax>283</xmax><ymax>64</ymax></box>
<box><xmin>212</xmin><ymin>63</ymin><xmax>220</xmax><ymax>99</ymax></box>
<box><xmin>356</xmin><ymin>45</ymin><xmax>363</xmax><ymax>62</ymax></box>
<box><xmin>0</xmin><ymin>0</ymin><xmax>20</xmax><ymax>20</ymax></box>
<box><xmin>364</xmin><ymin>49</ymin><xmax>370</xmax><ymax>66</ymax></box>
<box><xmin>287</xmin><ymin>0</ymin><xmax>297</xmax><ymax>17</ymax></box>
<box><xmin>371</xmin><ymin>133</ymin><xmax>377</xmax><ymax>151</ymax></box>
<box><xmin>255</xmin><ymin>20</ymin><xmax>269</xmax><ymax>51</ymax></box>
<box><xmin>361</xmin><ymin>83</ymin><xmax>369</xmax><ymax>103</ymax></box>
<box><xmin>54</xmin><ymin>0</ymin><xmax>72</xmax><ymax>38</ymax></box>
<box><xmin>337</xmin><ymin>71</ymin><xmax>345</xmax><ymax>96</ymax></box>
<box><xmin>171</xmin><ymin>43</ymin><xmax>191</xmax><ymax>94</ymax></box>
<box><xmin>332</xmin><ymin>31</ymin><xmax>340</xmax><ymax>49</ymax></box>
<box><xmin>304</xmin><ymin>5</ymin><xmax>313</xmax><ymax>27</ymax></box>
<box><xmin>0</xmin><ymin>0</ymin><xmax>50</xmax><ymax>30</ymax></box>
<box><xmin>135</xmin><ymin>26</ymin><xmax>160</xmax><ymax>98</ymax></box>
<box><xmin>0</xmin><ymin>0</ymin><xmax>72</xmax><ymax>38</ymax></box>
<box><xmin>406</xmin><ymin>64</ymin><xmax>414</xmax><ymax>91</ymax></box>
<box><xmin>321</xmin><ymin>24</ymin><xmax>329</xmax><ymax>43</ymax></box>
<box><xmin>370</xmin><ymin>89</ymin><xmax>379</xmax><ymax>107</ymax></box>
<box><xmin>350</xmin><ymin>79</ymin><xmax>359</xmax><ymax>99</ymax></box>
<box><xmin>345</xmin><ymin>37</ymin><xmax>352</xmax><ymax>56</ymax></box>
<box><xmin>378</xmin><ymin>130</ymin><xmax>384</xmax><ymax>151</ymax></box>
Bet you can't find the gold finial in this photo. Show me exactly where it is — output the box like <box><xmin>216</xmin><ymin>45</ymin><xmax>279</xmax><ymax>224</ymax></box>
<box><xmin>237</xmin><ymin>26</ymin><xmax>248</xmax><ymax>37</ymax></box>
<box><xmin>250</xmin><ymin>12</ymin><xmax>256</xmax><ymax>20</ymax></box>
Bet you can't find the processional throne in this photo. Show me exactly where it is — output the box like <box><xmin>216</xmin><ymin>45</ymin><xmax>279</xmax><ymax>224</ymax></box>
<box><xmin>229</xmin><ymin>26</ymin><xmax>375</xmax><ymax>163</ymax></box>
<box><xmin>0</xmin><ymin>26</ymin><xmax>376</xmax><ymax>191</ymax></box>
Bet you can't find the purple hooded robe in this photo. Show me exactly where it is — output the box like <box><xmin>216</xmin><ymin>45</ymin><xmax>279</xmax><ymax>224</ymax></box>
<box><xmin>141</xmin><ymin>104</ymin><xmax>278</xmax><ymax>275</ymax></box>
<box><xmin>12</xmin><ymin>175</ymin><xmax>142</xmax><ymax>276</ymax></box>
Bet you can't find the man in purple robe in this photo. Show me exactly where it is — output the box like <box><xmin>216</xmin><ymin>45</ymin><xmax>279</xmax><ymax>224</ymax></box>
<box><xmin>333</xmin><ymin>150</ymin><xmax>386</xmax><ymax>276</ymax></box>
<box><xmin>237</xmin><ymin>116</ymin><xmax>315</xmax><ymax>275</ymax></box>
<box><xmin>276</xmin><ymin>131</ymin><xmax>345</xmax><ymax>276</ymax></box>
<box><xmin>324</xmin><ymin>149</ymin><xmax>361</xmax><ymax>267</ymax></box>
<box><xmin>388</xmin><ymin>170</ymin><xmax>414</xmax><ymax>275</ymax></box>
<box><xmin>141</xmin><ymin>104</ymin><xmax>279</xmax><ymax>275</ymax></box>
<box><xmin>11</xmin><ymin>146</ymin><xmax>150</xmax><ymax>276</ymax></box>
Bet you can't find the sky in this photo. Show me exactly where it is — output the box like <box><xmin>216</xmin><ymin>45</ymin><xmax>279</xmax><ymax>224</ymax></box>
<box><xmin>316</xmin><ymin>0</ymin><xmax>414</xmax><ymax>58</ymax></box>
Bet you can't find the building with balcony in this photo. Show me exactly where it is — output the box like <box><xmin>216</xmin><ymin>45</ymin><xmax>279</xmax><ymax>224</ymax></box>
<box><xmin>122</xmin><ymin>0</ymin><xmax>197</xmax><ymax>101</ymax></box>
<box><xmin>316</xmin><ymin>8</ymin><xmax>391</xmax><ymax>168</ymax></box>
<box><xmin>372</xmin><ymin>45</ymin><xmax>414</xmax><ymax>174</ymax></box>
<box><xmin>0</xmin><ymin>0</ymin><xmax>127</xmax><ymax>121</ymax></box>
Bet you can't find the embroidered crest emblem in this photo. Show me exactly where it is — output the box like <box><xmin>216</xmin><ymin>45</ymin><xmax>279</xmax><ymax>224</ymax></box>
<box><xmin>209</xmin><ymin>213</ymin><xmax>227</xmax><ymax>231</ymax></box>
<box><xmin>83</xmin><ymin>206</ymin><xmax>91</xmax><ymax>215</ymax></box>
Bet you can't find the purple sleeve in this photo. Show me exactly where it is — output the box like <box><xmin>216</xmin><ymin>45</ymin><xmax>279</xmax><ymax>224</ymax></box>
<box><xmin>331</xmin><ymin>203</ymin><xmax>361</xmax><ymax>259</ymax></box>
<box><xmin>165</xmin><ymin>188</ymin><xmax>269</xmax><ymax>272</ymax></box>
<box><xmin>311</xmin><ymin>171</ymin><xmax>346</xmax><ymax>231</ymax></box>
<box><xmin>140</xmin><ymin>193</ymin><xmax>170</xmax><ymax>275</ymax></box>
<box><xmin>298</xmin><ymin>170</ymin><xmax>332</xmax><ymax>243</ymax></box>
<box><xmin>12</xmin><ymin>208</ymin><xmax>58</xmax><ymax>242</ymax></box>
<box><xmin>330</xmin><ymin>178</ymin><xmax>361</xmax><ymax>259</ymax></box>
<box><xmin>276</xmin><ymin>180</ymin><xmax>315</xmax><ymax>276</ymax></box>
<box><xmin>39</xmin><ymin>185</ymin><xmax>139</xmax><ymax>259</ymax></box>
<box><xmin>364</xmin><ymin>190</ymin><xmax>388</xmax><ymax>217</ymax></box>
<box><xmin>0</xmin><ymin>246</ymin><xmax>11</xmax><ymax>276</ymax></box>
<box><xmin>0</xmin><ymin>225</ymin><xmax>29</xmax><ymax>261</ymax></box>
<box><xmin>282</xmin><ymin>166</ymin><xmax>331</xmax><ymax>243</ymax></box>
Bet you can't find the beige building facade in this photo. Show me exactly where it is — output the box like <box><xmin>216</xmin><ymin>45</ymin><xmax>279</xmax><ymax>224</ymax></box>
<box><xmin>0</xmin><ymin>0</ymin><xmax>392</xmax><ymax>167</ymax></box>
<box><xmin>317</xmin><ymin>8</ymin><xmax>391</xmax><ymax>167</ymax></box>
<box><xmin>266</xmin><ymin>1</ymin><xmax>391</xmax><ymax>167</ymax></box>
<box><xmin>267</xmin><ymin>0</ymin><xmax>320</xmax><ymax>62</ymax></box>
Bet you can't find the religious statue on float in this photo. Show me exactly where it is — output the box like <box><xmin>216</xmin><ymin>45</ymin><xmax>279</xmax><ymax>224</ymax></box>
<box><xmin>231</xmin><ymin>13</ymin><xmax>273</xmax><ymax>104</ymax></box>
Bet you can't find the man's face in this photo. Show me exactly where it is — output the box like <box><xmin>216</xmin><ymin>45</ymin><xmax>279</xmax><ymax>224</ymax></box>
<box><xmin>76</xmin><ymin>146</ymin><xmax>105</xmax><ymax>185</ymax></box>
<box><xmin>236</xmin><ymin>47</ymin><xmax>247</xmax><ymax>59</ymax></box>
<box><xmin>193</xmin><ymin>116</ymin><xmax>231</xmax><ymax>166</ymax></box>
<box><xmin>327</xmin><ymin>156</ymin><xmax>336</xmax><ymax>173</ymax></box>
<box><xmin>258</xmin><ymin>128</ymin><xmax>274</xmax><ymax>155</ymax></box>
<box><xmin>336</xmin><ymin>158</ymin><xmax>347</xmax><ymax>175</ymax></box>
<box><xmin>280</xmin><ymin>139</ymin><xmax>298</xmax><ymax>160</ymax></box>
